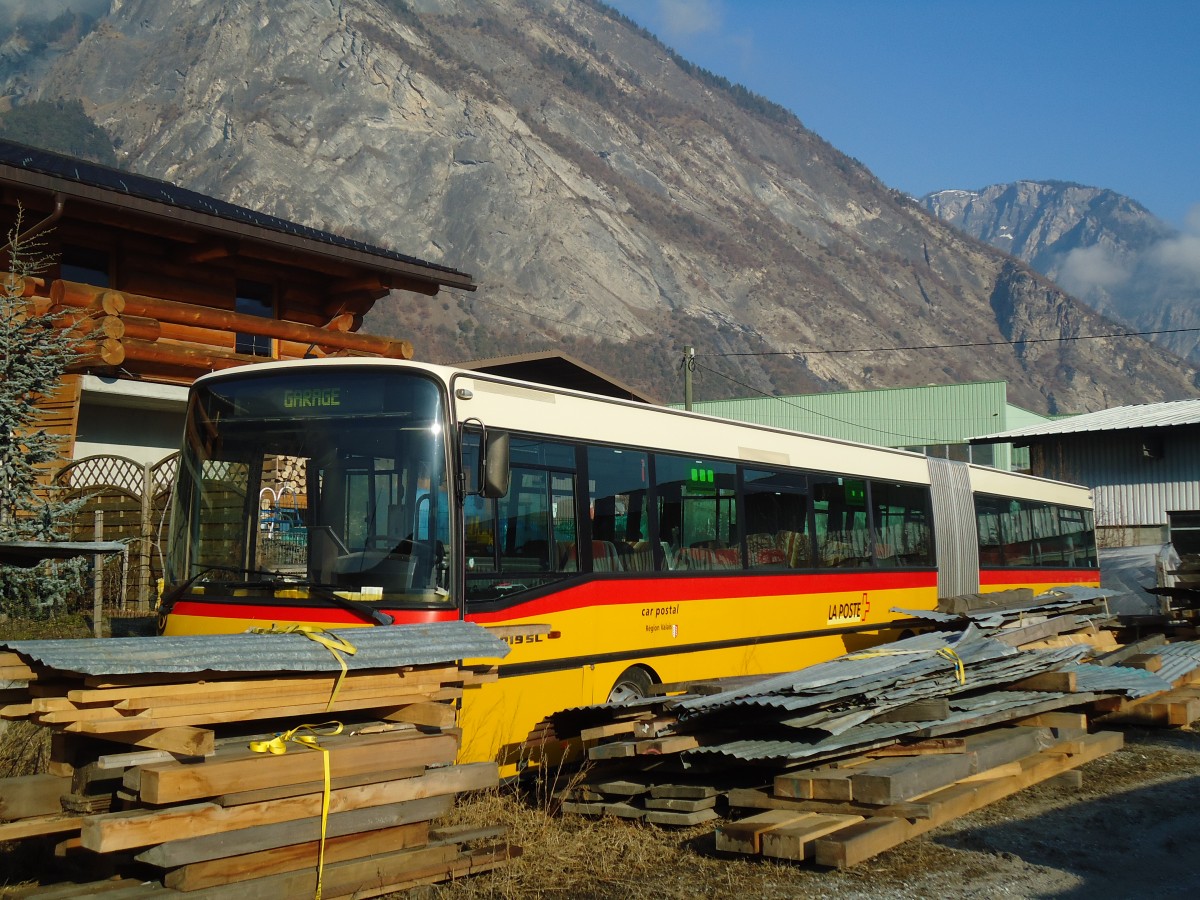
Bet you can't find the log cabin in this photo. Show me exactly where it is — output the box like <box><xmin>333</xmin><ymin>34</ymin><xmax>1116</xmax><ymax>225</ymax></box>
<box><xmin>0</xmin><ymin>138</ymin><xmax>475</xmax><ymax>608</ymax></box>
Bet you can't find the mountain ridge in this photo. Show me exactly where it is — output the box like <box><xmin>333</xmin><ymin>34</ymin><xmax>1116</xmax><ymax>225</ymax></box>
<box><xmin>921</xmin><ymin>179</ymin><xmax>1198</xmax><ymax>364</ymax></box>
<box><xmin>3</xmin><ymin>0</ymin><xmax>1195</xmax><ymax>411</ymax></box>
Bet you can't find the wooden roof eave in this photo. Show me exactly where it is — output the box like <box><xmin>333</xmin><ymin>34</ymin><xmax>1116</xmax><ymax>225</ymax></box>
<box><xmin>0</xmin><ymin>162</ymin><xmax>476</xmax><ymax>296</ymax></box>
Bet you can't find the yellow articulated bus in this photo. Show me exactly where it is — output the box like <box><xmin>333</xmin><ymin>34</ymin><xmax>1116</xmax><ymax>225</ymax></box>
<box><xmin>159</xmin><ymin>358</ymin><xmax>1099</xmax><ymax>769</ymax></box>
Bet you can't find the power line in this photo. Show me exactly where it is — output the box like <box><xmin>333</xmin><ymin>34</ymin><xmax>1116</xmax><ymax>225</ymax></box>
<box><xmin>690</xmin><ymin>360</ymin><xmax>953</xmax><ymax>444</ymax></box>
<box><xmin>711</xmin><ymin>326</ymin><xmax>1200</xmax><ymax>358</ymax></box>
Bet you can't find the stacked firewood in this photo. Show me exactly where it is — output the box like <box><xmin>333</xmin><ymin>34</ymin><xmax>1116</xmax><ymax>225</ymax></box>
<box><xmin>0</xmin><ymin>623</ymin><xmax>516</xmax><ymax>898</ymax></box>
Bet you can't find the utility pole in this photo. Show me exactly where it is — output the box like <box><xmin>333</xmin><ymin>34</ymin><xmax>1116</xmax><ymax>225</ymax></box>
<box><xmin>683</xmin><ymin>345</ymin><xmax>694</xmax><ymax>410</ymax></box>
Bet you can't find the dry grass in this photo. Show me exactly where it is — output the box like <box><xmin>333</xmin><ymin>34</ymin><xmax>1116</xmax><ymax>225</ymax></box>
<box><xmin>412</xmin><ymin>769</ymin><xmax>857</xmax><ymax>900</ymax></box>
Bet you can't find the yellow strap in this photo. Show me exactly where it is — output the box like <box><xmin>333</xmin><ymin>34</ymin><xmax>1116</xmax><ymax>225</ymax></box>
<box><xmin>249</xmin><ymin>722</ymin><xmax>343</xmax><ymax>900</ymax></box>
<box><xmin>248</xmin><ymin>624</ymin><xmax>358</xmax><ymax>710</ymax></box>
<box><xmin>847</xmin><ymin>645</ymin><xmax>967</xmax><ymax>685</ymax></box>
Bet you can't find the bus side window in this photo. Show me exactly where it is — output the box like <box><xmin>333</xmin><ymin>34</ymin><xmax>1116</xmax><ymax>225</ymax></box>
<box><xmin>743</xmin><ymin>467</ymin><xmax>811</xmax><ymax>569</ymax></box>
<box><xmin>870</xmin><ymin>480</ymin><xmax>933</xmax><ymax>567</ymax></box>
<box><xmin>654</xmin><ymin>453</ymin><xmax>737</xmax><ymax>570</ymax></box>
<box><xmin>588</xmin><ymin>446</ymin><xmax>649</xmax><ymax>573</ymax></box>
<box><xmin>812</xmin><ymin>476</ymin><xmax>871</xmax><ymax>568</ymax></box>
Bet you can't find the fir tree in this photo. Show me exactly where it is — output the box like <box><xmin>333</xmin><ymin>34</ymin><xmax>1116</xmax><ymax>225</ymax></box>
<box><xmin>0</xmin><ymin>206</ymin><xmax>86</xmax><ymax>616</ymax></box>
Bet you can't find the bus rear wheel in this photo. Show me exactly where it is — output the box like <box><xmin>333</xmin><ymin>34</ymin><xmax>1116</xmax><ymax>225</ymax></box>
<box><xmin>608</xmin><ymin>666</ymin><xmax>654</xmax><ymax>703</ymax></box>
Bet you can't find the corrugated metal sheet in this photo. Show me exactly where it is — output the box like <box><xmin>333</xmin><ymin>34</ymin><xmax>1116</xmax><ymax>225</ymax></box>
<box><xmin>1148</xmin><ymin>642</ymin><xmax>1200</xmax><ymax>684</ymax></box>
<box><xmin>683</xmin><ymin>722</ymin><xmax>917</xmax><ymax>766</ymax></box>
<box><xmin>976</xmin><ymin>399</ymin><xmax>1200</xmax><ymax>441</ymax></box>
<box><xmin>1067</xmin><ymin>663</ymin><xmax>1172</xmax><ymax>697</ymax></box>
<box><xmin>0</xmin><ymin>622</ymin><xmax>509</xmax><ymax>676</ymax></box>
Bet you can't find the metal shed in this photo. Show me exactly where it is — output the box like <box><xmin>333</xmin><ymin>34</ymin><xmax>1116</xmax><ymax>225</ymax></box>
<box><xmin>971</xmin><ymin>399</ymin><xmax>1200</xmax><ymax>546</ymax></box>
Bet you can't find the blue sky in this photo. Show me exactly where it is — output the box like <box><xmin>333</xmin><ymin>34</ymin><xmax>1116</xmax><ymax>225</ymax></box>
<box><xmin>606</xmin><ymin>0</ymin><xmax>1200</xmax><ymax>230</ymax></box>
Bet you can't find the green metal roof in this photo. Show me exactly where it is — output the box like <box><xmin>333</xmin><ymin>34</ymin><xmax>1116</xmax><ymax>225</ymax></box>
<box><xmin>678</xmin><ymin>381</ymin><xmax>1036</xmax><ymax>449</ymax></box>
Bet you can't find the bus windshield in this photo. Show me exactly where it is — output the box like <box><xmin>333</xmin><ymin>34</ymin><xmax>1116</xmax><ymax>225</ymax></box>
<box><xmin>165</xmin><ymin>367</ymin><xmax>454</xmax><ymax>608</ymax></box>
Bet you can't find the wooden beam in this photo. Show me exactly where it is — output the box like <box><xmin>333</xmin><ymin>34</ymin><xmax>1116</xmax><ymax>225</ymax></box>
<box><xmin>134</xmin><ymin>796</ymin><xmax>450</xmax><ymax>868</ymax></box>
<box><xmin>184</xmin><ymin>240</ymin><xmax>236</xmax><ymax>263</ymax></box>
<box><xmin>0</xmin><ymin>773</ymin><xmax>71</xmax><ymax>819</ymax></box>
<box><xmin>162</xmin><ymin>821</ymin><xmax>429</xmax><ymax>891</ymax></box>
<box><xmin>53</xmin><ymin>280</ymin><xmax>414</xmax><ymax>359</ymax></box>
<box><xmin>81</xmin><ymin>761</ymin><xmax>498</xmax><ymax>853</ymax></box>
<box><xmin>136</xmin><ymin>731</ymin><xmax>457</xmax><ymax>804</ymax></box>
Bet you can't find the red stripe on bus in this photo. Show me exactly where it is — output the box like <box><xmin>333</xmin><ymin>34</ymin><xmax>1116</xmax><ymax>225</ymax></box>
<box><xmin>464</xmin><ymin>570</ymin><xmax>937</xmax><ymax>624</ymax></box>
<box><xmin>168</xmin><ymin>600</ymin><xmax>458</xmax><ymax>625</ymax></box>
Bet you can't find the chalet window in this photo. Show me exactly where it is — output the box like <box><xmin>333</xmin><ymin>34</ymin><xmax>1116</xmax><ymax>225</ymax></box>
<box><xmin>235</xmin><ymin>280</ymin><xmax>274</xmax><ymax>357</ymax></box>
<box><xmin>60</xmin><ymin>245</ymin><xmax>111</xmax><ymax>287</ymax></box>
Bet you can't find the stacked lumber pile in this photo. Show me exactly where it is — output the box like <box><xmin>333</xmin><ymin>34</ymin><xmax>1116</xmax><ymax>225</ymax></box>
<box><xmin>0</xmin><ymin>622</ymin><xmax>517</xmax><ymax>898</ymax></box>
<box><xmin>550</xmin><ymin>601</ymin><xmax>1200</xmax><ymax>866</ymax></box>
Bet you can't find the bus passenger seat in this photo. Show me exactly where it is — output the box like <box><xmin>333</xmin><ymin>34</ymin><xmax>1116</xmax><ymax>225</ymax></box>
<box><xmin>559</xmin><ymin>542</ymin><xmax>578</xmax><ymax>571</ymax></box>
<box><xmin>592</xmin><ymin>540</ymin><xmax>623</xmax><ymax>573</ymax></box>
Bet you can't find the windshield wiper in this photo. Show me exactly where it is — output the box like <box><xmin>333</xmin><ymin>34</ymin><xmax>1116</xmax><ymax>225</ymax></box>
<box><xmin>306</xmin><ymin>582</ymin><xmax>394</xmax><ymax>627</ymax></box>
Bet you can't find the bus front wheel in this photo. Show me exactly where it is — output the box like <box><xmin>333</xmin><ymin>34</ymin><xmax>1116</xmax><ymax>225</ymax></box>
<box><xmin>608</xmin><ymin>666</ymin><xmax>654</xmax><ymax>703</ymax></box>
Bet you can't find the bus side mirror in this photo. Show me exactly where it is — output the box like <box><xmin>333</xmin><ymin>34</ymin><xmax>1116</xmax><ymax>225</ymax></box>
<box><xmin>482</xmin><ymin>431</ymin><xmax>510</xmax><ymax>499</ymax></box>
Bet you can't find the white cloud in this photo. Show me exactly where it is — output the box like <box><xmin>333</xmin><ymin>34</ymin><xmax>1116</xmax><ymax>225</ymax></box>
<box><xmin>1148</xmin><ymin>231</ymin><xmax>1200</xmax><ymax>283</ymax></box>
<box><xmin>1057</xmin><ymin>244</ymin><xmax>1130</xmax><ymax>295</ymax></box>
<box><xmin>656</xmin><ymin>0</ymin><xmax>723</xmax><ymax>40</ymax></box>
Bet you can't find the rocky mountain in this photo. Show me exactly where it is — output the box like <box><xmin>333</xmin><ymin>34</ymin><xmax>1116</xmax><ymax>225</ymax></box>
<box><xmin>1</xmin><ymin>0</ymin><xmax>1196</xmax><ymax>412</ymax></box>
<box><xmin>922</xmin><ymin>181</ymin><xmax>1200</xmax><ymax>364</ymax></box>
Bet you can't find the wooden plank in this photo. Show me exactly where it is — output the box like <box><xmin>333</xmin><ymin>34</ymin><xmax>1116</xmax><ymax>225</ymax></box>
<box><xmin>74</xmin><ymin>725</ymin><xmax>214</xmax><ymax>757</ymax></box>
<box><xmin>216</xmin><ymin>766</ymin><xmax>425</xmax><ymax>807</ymax></box>
<box><xmin>644</xmin><ymin>796</ymin><xmax>717</xmax><ymax>812</ymax></box>
<box><xmin>112</xmin><ymin>676</ymin><xmax>459</xmax><ymax>713</ymax></box>
<box><xmin>715</xmin><ymin>810</ymin><xmax>815</xmax><ymax>855</ymax></box>
<box><xmin>812</xmin><ymin>817</ymin><xmax>909</xmax><ymax>868</ymax></box>
<box><xmin>635</xmin><ymin>735</ymin><xmax>698</xmax><ymax>755</ymax></box>
<box><xmin>866</xmin><ymin>739</ymin><xmax>967</xmax><ymax>757</ymax></box>
<box><xmin>850</xmin><ymin>752</ymin><xmax>975</xmax><ymax>805</ymax></box>
<box><xmin>813</xmin><ymin>731</ymin><xmax>1124</xmax><ymax>868</ymax></box>
<box><xmin>993</xmin><ymin>614</ymin><xmax>1094</xmax><ymax>647</ymax></box>
<box><xmin>0</xmin><ymin>814</ymin><xmax>83</xmax><ymax>841</ymax></box>
<box><xmin>169</xmin><ymin>842</ymin><xmax>461</xmax><ymax>899</ymax></box>
<box><xmin>0</xmin><ymin>773</ymin><xmax>70</xmax><ymax>819</ymax></box>
<box><xmin>649</xmin><ymin>784</ymin><xmax>719</xmax><ymax>800</ymax></box>
<box><xmin>725</xmin><ymin>787</ymin><xmax>936</xmax><ymax>821</ymax></box>
<box><xmin>71</xmin><ymin>666</ymin><xmax>462</xmax><ymax>705</ymax></box>
<box><xmin>1123</xmin><ymin>653</ymin><xmax>1163</xmax><ymax>672</ymax></box>
<box><xmin>963</xmin><ymin>727</ymin><xmax>1046</xmax><ymax>775</ymax></box>
<box><xmin>644</xmin><ymin>807</ymin><xmax>719</xmax><ymax>826</ymax></box>
<box><xmin>872</xmin><ymin>698</ymin><xmax>951</xmax><ymax>722</ymax></box>
<box><xmin>135</xmin><ymin>796</ymin><xmax>451</xmax><ymax>868</ymax></box>
<box><xmin>1094</xmin><ymin>633</ymin><xmax>1168</xmax><ymax>666</ymax></box>
<box><xmin>82</xmin><ymin>762</ymin><xmax>497</xmax><ymax>853</ymax></box>
<box><xmin>579</xmin><ymin>721</ymin><xmax>641</xmax><ymax>742</ymax></box>
<box><xmin>1102</xmin><ymin>696</ymin><xmax>1200</xmax><ymax>727</ymax></box>
<box><xmin>136</xmin><ymin>731</ymin><xmax>456</xmax><ymax>803</ymax></box>
<box><xmin>775</xmin><ymin>769</ymin><xmax>850</xmax><ymax>801</ymax></box>
<box><xmin>163</xmin><ymin>821</ymin><xmax>429</xmax><ymax>891</ymax></box>
<box><xmin>1005</xmin><ymin>671</ymin><xmax>1078</xmax><ymax>693</ymax></box>
<box><xmin>381</xmin><ymin>701</ymin><xmax>456</xmax><ymax>728</ymax></box>
<box><xmin>761</xmin><ymin>813</ymin><xmax>865</xmax><ymax>861</ymax></box>
<box><xmin>588</xmin><ymin>741</ymin><xmax>637</xmax><ymax>759</ymax></box>
<box><xmin>560</xmin><ymin>800</ymin><xmax>645</xmax><ymax>819</ymax></box>
<box><xmin>1011</xmin><ymin>711</ymin><xmax>1088</xmax><ymax>732</ymax></box>
<box><xmin>65</xmin><ymin>688</ymin><xmax>461</xmax><ymax>731</ymax></box>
